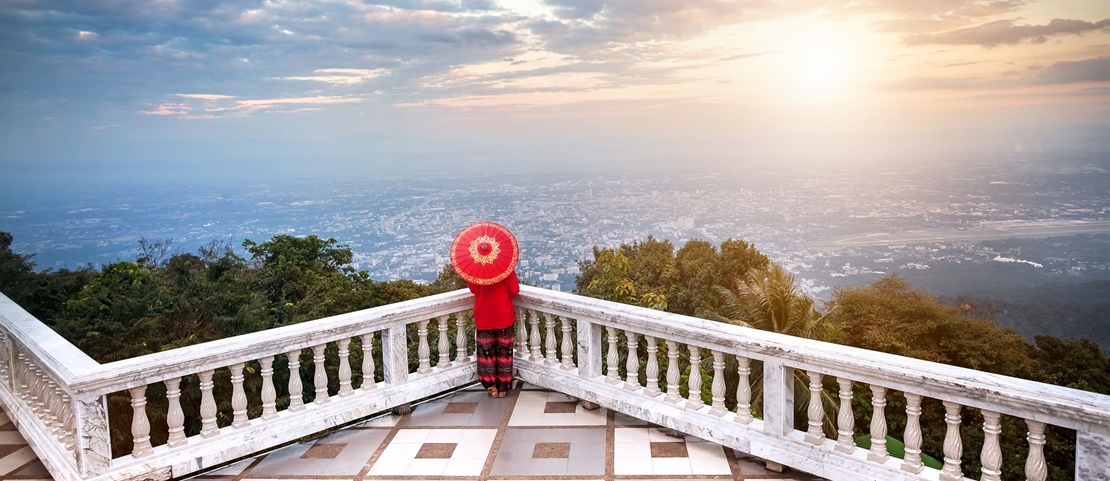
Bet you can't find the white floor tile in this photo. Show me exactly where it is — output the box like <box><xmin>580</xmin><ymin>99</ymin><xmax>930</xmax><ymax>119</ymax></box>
<box><xmin>652</xmin><ymin>457</ymin><xmax>693</xmax><ymax>475</ymax></box>
<box><xmin>425</xmin><ymin>429</ymin><xmax>463</xmax><ymax>443</ymax></box>
<box><xmin>406</xmin><ymin>459</ymin><xmax>450</xmax><ymax>475</ymax></box>
<box><xmin>614</xmin><ymin>441</ymin><xmax>651</xmax><ymax>458</ymax></box>
<box><xmin>614</xmin><ymin>456</ymin><xmax>654</xmax><ymax>475</ymax></box>
<box><xmin>614</xmin><ymin>427</ymin><xmax>649</xmax><ymax>443</ymax></box>
<box><xmin>444</xmin><ymin>457</ymin><xmax>485</xmax><ymax>475</ymax></box>
<box><xmin>390</xmin><ymin>429</ymin><xmax>431</xmax><ymax>444</ymax></box>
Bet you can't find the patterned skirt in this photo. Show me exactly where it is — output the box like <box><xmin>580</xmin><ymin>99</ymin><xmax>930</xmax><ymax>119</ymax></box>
<box><xmin>476</xmin><ymin>327</ymin><xmax>515</xmax><ymax>391</ymax></box>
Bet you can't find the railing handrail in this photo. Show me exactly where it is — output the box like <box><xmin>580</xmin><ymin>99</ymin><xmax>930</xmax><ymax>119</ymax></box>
<box><xmin>516</xmin><ymin>285</ymin><xmax>1110</xmax><ymax>435</ymax></box>
<box><xmin>0</xmin><ymin>290</ymin><xmax>474</xmax><ymax>398</ymax></box>
<box><xmin>0</xmin><ymin>293</ymin><xmax>100</xmax><ymax>387</ymax></box>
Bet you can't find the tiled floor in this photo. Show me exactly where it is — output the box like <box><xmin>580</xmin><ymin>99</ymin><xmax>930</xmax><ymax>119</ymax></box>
<box><xmin>0</xmin><ymin>383</ymin><xmax>825</xmax><ymax>480</ymax></box>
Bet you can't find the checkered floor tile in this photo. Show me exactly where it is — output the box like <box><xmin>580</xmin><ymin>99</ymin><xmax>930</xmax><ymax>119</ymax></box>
<box><xmin>0</xmin><ymin>383</ymin><xmax>828</xmax><ymax>480</ymax></box>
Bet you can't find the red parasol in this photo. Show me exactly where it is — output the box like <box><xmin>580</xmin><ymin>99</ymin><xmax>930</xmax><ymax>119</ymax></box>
<box><xmin>451</xmin><ymin>222</ymin><xmax>519</xmax><ymax>286</ymax></box>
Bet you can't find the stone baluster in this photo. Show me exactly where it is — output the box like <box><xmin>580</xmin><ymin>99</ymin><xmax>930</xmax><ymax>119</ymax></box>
<box><xmin>545</xmin><ymin>313</ymin><xmax>558</xmax><ymax>366</ymax></box>
<box><xmin>686</xmin><ymin>346</ymin><xmax>704</xmax><ymax>410</ymax></box>
<box><xmin>50</xmin><ymin>384</ymin><xmax>67</xmax><ymax>442</ymax></box>
<box><xmin>529</xmin><ymin>310</ymin><xmax>543</xmax><ymax>362</ymax></box>
<box><xmin>0</xmin><ymin>332</ymin><xmax>7</xmax><ymax>387</ymax></box>
<box><xmin>868</xmin><ymin>386</ymin><xmax>889</xmax><ymax>463</ymax></box>
<box><xmin>286</xmin><ymin>350</ymin><xmax>305</xmax><ymax>411</ymax></box>
<box><xmin>199</xmin><ymin>370</ymin><xmax>219</xmax><ymax>437</ymax></box>
<box><xmin>416</xmin><ymin>320</ymin><xmax>432</xmax><ymax>374</ymax></box>
<box><xmin>804</xmin><ymin>371</ymin><xmax>825</xmax><ymax>444</ymax></box>
<box><xmin>516</xmin><ymin>308</ymin><xmax>528</xmax><ymax>358</ymax></box>
<box><xmin>901</xmin><ymin>392</ymin><xmax>924</xmax><ymax>473</ymax></box>
<box><xmin>43</xmin><ymin>377</ymin><xmax>59</xmax><ymax>435</ymax></box>
<box><xmin>338</xmin><ymin>338</ymin><xmax>354</xmax><ymax>397</ymax></box>
<box><xmin>27</xmin><ymin>363</ymin><xmax>42</xmax><ymax>415</ymax></box>
<box><xmin>644</xmin><ymin>335</ymin><xmax>660</xmax><ymax>396</ymax></box>
<box><xmin>128</xmin><ymin>385</ymin><xmax>153</xmax><ymax>458</ymax></box>
<box><xmin>260</xmin><ymin>356</ymin><xmax>278</xmax><ymax>420</ymax></box>
<box><xmin>710</xmin><ymin>351</ymin><xmax>727</xmax><ymax>416</ymax></box>
<box><xmin>437</xmin><ymin>315</ymin><xmax>452</xmax><ymax>369</ymax></box>
<box><xmin>939</xmin><ymin>401</ymin><xmax>964</xmax><ymax>481</ymax></box>
<box><xmin>735</xmin><ymin>356</ymin><xmax>753</xmax><ymax>424</ymax></box>
<box><xmin>360</xmin><ymin>333</ymin><xmax>377</xmax><ymax>390</ymax></box>
<box><xmin>980</xmin><ymin>410</ymin><xmax>1003</xmax><ymax>481</ymax></box>
<box><xmin>835</xmin><ymin>378</ymin><xmax>855</xmax><ymax>453</ymax></box>
<box><xmin>15</xmin><ymin>353</ymin><xmax>28</xmax><ymax>402</ymax></box>
<box><xmin>61</xmin><ymin>392</ymin><xmax>74</xmax><ymax>451</ymax></box>
<box><xmin>165</xmin><ymin>377</ymin><xmax>187</xmax><ymax>447</ymax></box>
<box><xmin>665</xmin><ymin>340</ymin><xmax>681</xmax><ymax>403</ymax></box>
<box><xmin>312</xmin><ymin>344</ymin><xmax>331</xmax><ymax>404</ymax></box>
<box><xmin>455</xmin><ymin>313</ymin><xmax>469</xmax><ymax>364</ymax></box>
<box><xmin>605</xmin><ymin>327</ymin><xmax>620</xmax><ymax>384</ymax></box>
<box><xmin>560</xmin><ymin>317</ymin><xmax>574</xmax><ymax>370</ymax></box>
<box><xmin>624</xmin><ymin>331</ymin><xmax>640</xmax><ymax>390</ymax></box>
<box><xmin>230</xmin><ymin>363</ymin><xmax>250</xmax><ymax>428</ymax></box>
<box><xmin>1024</xmin><ymin>419</ymin><xmax>1047</xmax><ymax>481</ymax></box>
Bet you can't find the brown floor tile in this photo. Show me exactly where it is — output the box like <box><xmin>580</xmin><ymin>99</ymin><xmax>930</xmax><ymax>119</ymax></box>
<box><xmin>544</xmin><ymin>401</ymin><xmax>577</xmax><ymax>413</ymax></box>
<box><xmin>415</xmin><ymin>442</ymin><xmax>457</xmax><ymax>459</ymax></box>
<box><xmin>650</xmin><ymin>441</ymin><xmax>690</xmax><ymax>458</ymax></box>
<box><xmin>301</xmin><ymin>443</ymin><xmax>345</xmax><ymax>459</ymax></box>
<box><xmin>532</xmin><ymin>442</ymin><xmax>571</xmax><ymax>458</ymax></box>
<box><xmin>443</xmin><ymin>402</ymin><xmax>479</xmax><ymax>414</ymax></box>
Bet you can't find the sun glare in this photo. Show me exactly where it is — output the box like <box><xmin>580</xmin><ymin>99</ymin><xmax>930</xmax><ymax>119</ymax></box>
<box><xmin>791</xmin><ymin>39</ymin><xmax>851</xmax><ymax>98</ymax></box>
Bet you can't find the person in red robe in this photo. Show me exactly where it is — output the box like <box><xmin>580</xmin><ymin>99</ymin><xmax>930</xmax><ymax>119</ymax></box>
<box><xmin>469</xmin><ymin>270</ymin><xmax>519</xmax><ymax>397</ymax></box>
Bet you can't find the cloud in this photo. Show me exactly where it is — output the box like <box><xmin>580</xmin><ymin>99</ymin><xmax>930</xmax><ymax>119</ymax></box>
<box><xmin>282</xmin><ymin>68</ymin><xmax>391</xmax><ymax>84</ymax></box>
<box><xmin>1032</xmin><ymin>56</ymin><xmax>1110</xmax><ymax>83</ymax></box>
<box><xmin>141</xmin><ymin>95</ymin><xmax>362</xmax><ymax>119</ymax></box>
<box><xmin>903</xmin><ymin>18</ymin><xmax>1110</xmax><ymax>47</ymax></box>
<box><xmin>176</xmin><ymin>94</ymin><xmax>235</xmax><ymax>100</ymax></box>
<box><xmin>140</xmin><ymin>103</ymin><xmax>191</xmax><ymax>115</ymax></box>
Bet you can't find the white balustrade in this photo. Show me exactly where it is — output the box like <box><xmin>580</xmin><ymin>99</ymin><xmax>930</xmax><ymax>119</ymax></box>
<box><xmin>686</xmin><ymin>345</ymin><xmax>703</xmax><ymax>410</ymax></box>
<box><xmin>665</xmin><ymin>339</ymin><xmax>681</xmax><ymax>403</ymax></box>
<box><xmin>529</xmin><ymin>310</ymin><xmax>543</xmax><ymax>362</ymax></box>
<box><xmin>901</xmin><ymin>392</ymin><xmax>925</xmax><ymax>474</ymax></box>
<box><xmin>559</xmin><ymin>317</ymin><xmax>573</xmax><ymax>370</ymax></box>
<box><xmin>644</xmin><ymin>335</ymin><xmax>660</xmax><ymax>396</ymax></box>
<box><xmin>868</xmin><ymin>386</ymin><xmax>888</xmax><ymax>463</ymax></box>
<box><xmin>455</xmin><ymin>314</ymin><xmax>468</xmax><ymax>364</ymax></box>
<box><xmin>2</xmin><ymin>286</ymin><xmax>1109</xmax><ymax>481</ymax></box>
<box><xmin>416</xmin><ymin>320</ymin><xmax>432</xmax><ymax>375</ymax></box>
<box><xmin>939</xmin><ymin>401</ymin><xmax>964</xmax><ymax>481</ymax></box>
<box><xmin>980</xmin><ymin>409</ymin><xmax>1003</xmax><ymax>481</ymax></box>
<box><xmin>165</xmin><ymin>377</ymin><xmax>187</xmax><ymax>447</ymax></box>
<box><xmin>835</xmin><ymin>378</ymin><xmax>854</xmax><ymax>453</ymax></box>
<box><xmin>605</xmin><ymin>326</ymin><xmax>620</xmax><ymax>385</ymax></box>
<box><xmin>734</xmin><ymin>356</ymin><xmax>752</xmax><ymax>424</ymax></box>
<box><xmin>260</xmin><ymin>357</ymin><xmax>277</xmax><ymax>420</ymax></box>
<box><xmin>312</xmin><ymin>344</ymin><xmax>331</xmax><ymax>404</ymax></box>
<box><xmin>198</xmin><ymin>369</ymin><xmax>219</xmax><ymax>438</ymax></box>
<box><xmin>624</xmin><ymin>331</ymin><xmax>640</xmax><ymax>391</ymax></box>
<box><xmin>128</xmin><ymin>385</ymin><xmax>152</xmax><ymax>458</ymax></box>
<box><xmin>805</xmin><ymin>371</ymin><xmax>825</xmax><ymax>444</ymax></box>
<box><xmin>360</xmin><ymin>333</ymin><xmax>376</xmax><ymax>391</ymax></box>
<box><xmin>337</xmin><ymin>338</ymin><xmax>354</xmax><ymax>397</ymax></box>
<box><xmin>286</xmin><ymin>350</ymin><xmax>305</xmax><ymax>411</ymax></box>
<box><xmin>1024</xmin><ymin>419</ymin><xmax>1047</xmax><ymax>481</ymax></box>
<box><xmin>544</xmin><ymin>313</ymin><xmax>558</xmax><ymax>366</ymax></box>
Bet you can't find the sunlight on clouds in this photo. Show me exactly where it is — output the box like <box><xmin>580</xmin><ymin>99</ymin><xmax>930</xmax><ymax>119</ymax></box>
<box><xmin>140</xmin><ymin>96</ymin><xmax>361</xmax><ymax>119</ymax></box>
<box><xmin>76</xmin><ymin>30</ymin><xmax>97</xmax><ymax>40</ymax></box>
<box><xmin>282</xmin><ymin>68</ymin><xmax>390</xmax><ymax>85</ymax></box>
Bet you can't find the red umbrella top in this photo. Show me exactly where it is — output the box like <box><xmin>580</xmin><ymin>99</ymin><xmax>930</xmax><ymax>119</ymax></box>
<box><xmin>451</xmin><ymin>222</ymin><xmax>519</xmax><ymax>286</ymax></box>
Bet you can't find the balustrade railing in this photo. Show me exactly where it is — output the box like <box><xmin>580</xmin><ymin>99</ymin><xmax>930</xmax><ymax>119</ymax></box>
<box><xmin>2</xmin><ymin>286</ymin><xmax>1109</xmax><ymax>481</ymax></box>
<box><xmin>512</xmin><ymin>286</ymin><xmax>1110</xmax><ymax>481</ymax></box>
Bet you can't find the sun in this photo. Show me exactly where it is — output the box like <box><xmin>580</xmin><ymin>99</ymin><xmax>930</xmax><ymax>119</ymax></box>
<box><xmin>792</xmin><ymin>40</ymin><xmax>851</xmax><ymax>97</ymax></box>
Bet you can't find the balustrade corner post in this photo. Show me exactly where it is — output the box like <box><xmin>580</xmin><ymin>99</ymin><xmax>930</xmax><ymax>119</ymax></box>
<box><xmin>575</xmin><ymin>319</ymin><xmax>602</xmax><ymax>380</ymax></box>
<box><xmin>71</xmin><ymin>393</ymin><xmax>112</xmax><ymax>477</ymax></box>
<box><xmin>381</xmin><ymin>325</ymin><xmax>409</xmax><ymax>385</ymax></box>
<box><xmin>1076</xmin><ymin>432</ymin><xmax>1110</xmax><ymax>481</ymax></box>
<box><xmin>762</xmin><ymin>359</ymin><xmax>794</xmax><ymax>437</ymax></box>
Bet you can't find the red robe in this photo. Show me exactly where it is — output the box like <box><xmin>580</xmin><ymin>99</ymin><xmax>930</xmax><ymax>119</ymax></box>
<box><xmin>468</xmin><ymin>271</ymin><xmax>520</xmax><ymax>330</ymax></box>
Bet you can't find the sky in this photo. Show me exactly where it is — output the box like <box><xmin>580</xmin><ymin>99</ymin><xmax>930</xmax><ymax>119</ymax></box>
<box><xmin>1</xmin><ymin>0</ymin><xmax>1109</xmax><ymax>178</ymax></box>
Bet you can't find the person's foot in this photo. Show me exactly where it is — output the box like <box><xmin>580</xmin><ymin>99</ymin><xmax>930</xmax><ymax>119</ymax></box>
<box><xmin>497</xmin><ymin>389</ymin><xmax>508</xmax><ymax>398</ymax></box>
<box><xmin>488</xmin><ymin>387</ymin><xmax>499</xmax><ymax>397</ymax></box>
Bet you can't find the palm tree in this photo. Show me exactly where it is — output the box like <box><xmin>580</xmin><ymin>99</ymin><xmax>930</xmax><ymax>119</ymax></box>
<box><xmin>698</xmin><ymin>264</ymin><xmax>840</xmax><ymax>437</ymax></box>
